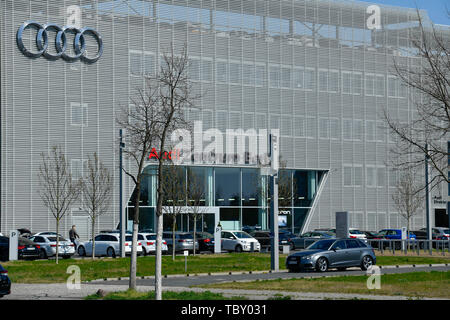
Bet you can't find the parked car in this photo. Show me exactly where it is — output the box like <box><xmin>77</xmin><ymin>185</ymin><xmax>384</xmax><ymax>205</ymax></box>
<box><xmin>377</xmin><ymin>229</ymin><xmax>416</xmax><ymax>249</ymax></box>
<box><xmin>348</xmin><ymin>228</ymin><xmax>367</xmax><ymax>240</ymax></box>
<box><xmin>77</xmin><ymin>233</ymin><xmax>142</xmax><ymax>257</ymax></box>
<box><xmin>139</xmin><ymin>233</ymin><xmax>168</xmax><ymax>255</ymax></box>
<box><xmin>250</xmin><ymin>230</ymin><xmax>294</xmax><ymax>250</ymax></box>
<box><xmin>419</xmin><ymin>227</ymin><xmax>450</xmax><ymax>240</ymax></box>
<box><xmin>0</xmin><ymin>264</ymin><xmax>11</xmax><ymax>298</ymax></box>
<box><xmin>289</xmin><ymin>231</ymin><xmax>335</xmax><ymax>250</ymax></box>
<box><xmin>242</xmin><ymin>225</ymin><xmax>262</xmax><ymax>234</ymax></box>
<box><xmin>221</xmin><ymin>230</ymin><xmax>261</xmax><ymax>252</ymax></box>
<box><xmin>32</xmin><ymin>232</ymin><xmax>64</xmax><ymax>237</ymax></box>
<box><xmin>0</xmin><ymin>236</ymin><xmax>41</xmax><ymax>261</ymax></box>
<box><xmin>190</xmin><ymin>232</ymin><xmax>214</xmax><ymax>252</ymax></box>
<box><xmin>286</xmin><ymin>238</ymin><xmax>376</xmax><ymax>272</ymax></box>
<box><xmin>28</xmin><ymin>235</ymin><xmax>75</xmax><ymax>259</ymax></box>
<box><xmin>163</xmin><ymin>232</ymin><xmax>198</xmax><ymax>253</ymax></box>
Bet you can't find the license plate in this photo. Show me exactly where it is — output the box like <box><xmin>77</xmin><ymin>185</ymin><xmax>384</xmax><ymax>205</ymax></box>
<box><xmin>27</xmin><ymin>247</ymin><xmax>35</xmax><ymax>251</ymax></box>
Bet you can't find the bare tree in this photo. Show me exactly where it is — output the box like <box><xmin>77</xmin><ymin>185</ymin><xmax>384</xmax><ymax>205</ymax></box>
<box><xmin>81</xmin><ymin>152</ymin><xmax>113</xmax><ymax>259</ymax></box>
<box><xmin>391</xmin><ymin>167</ymin><xmax>424</xmax><ymax>239</ymax></box>
<box><xmin>384</xmin><ymin>9</ymin><xmax>449</xmax><ymax>189</ymax></box>
<box><xmin>161</xmin><ymin>163</ymin><xmax>186</xmax><ymax>260</ymax></box>
<box><xmin>116</xmin><ymin>66</ymin><xmax>160</xmax><ymax>290</ymax></box>
<box><xmin>117</xmin><ymin>43</ymin><xmax>197</xmax><ymax>298</ymax></box>
<box><xmin>187</xmin><ymin>169</ymin><xmax>207</xmax><ymax>256</ymax></box>
<box><xmin>37</xmin><ymin>146</ymin><xmax>81</xmax><ymax>264</ymax></box>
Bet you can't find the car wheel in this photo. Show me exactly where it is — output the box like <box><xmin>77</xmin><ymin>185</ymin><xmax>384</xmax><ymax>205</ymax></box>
<box><xmin>78</xmin><ymin>246</ymin><xmax>86</xmax><ymax>257</ymax></box>
<box><xmin>235</xmin><ymin>245</ymin><xmax>243</xmax><ymax>253</ymax></box>
<box><xmin>107</xmin><ymin>247</ymin><xmax>115</xmax><ymax>258</ymax></box>
<box><xmin>315</xmin><ymin>257</ymin><xmax>328</xmax><ymax>272</ymax></box>
<box><xmin>361</xmin><ymin>255</ymin><xmax>374</xmax><ymax>271</ymax></box>
<box><xmin>142</xmin><ymin>248</ymin><xmax>147</xmax><ymax>256</ymax></box>
<box><xmin>39</xmin><ymin>249</ymin><xmax>47</xmax><ymax>259</ymax></box>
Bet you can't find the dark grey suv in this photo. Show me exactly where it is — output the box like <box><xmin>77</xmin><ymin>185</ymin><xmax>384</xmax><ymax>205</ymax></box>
<box><xmin>286</xmin><ymin>238</ymin><xmax>376</xmax><ymax>272</ymax></box>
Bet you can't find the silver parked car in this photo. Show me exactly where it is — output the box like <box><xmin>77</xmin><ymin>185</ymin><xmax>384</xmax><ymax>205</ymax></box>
<box><xmin>289</xmin><ymin>231</ymin><xmax>335</xmax><ymax>250</ymax></box>
<box><xmin>286</xmin><ymin>238</ymin><xmax>376</xmax><ymax>272</ymax></box>
<box><xmin>29</xmin><ymin>235</ymin><xmax>75</xmax><ymax>259</ymax></box>
<box><xmin>163</xmin><ymin>232</ymin><xmax>198</xmax><ymax>253</ymax></box>
<box><xmin>221</xmin><ymin>230</ymin><xmax>261</xmax><ymax>253</ymax></box>
<box><xmin>78</xmin><ymin>233</ymin><xmax>143</xmax><ymax>257</ymax></box>
<box><xmin>139</xmin><ymin>233</ymin><xmax>168</xmax><ymax>255</ymax></box>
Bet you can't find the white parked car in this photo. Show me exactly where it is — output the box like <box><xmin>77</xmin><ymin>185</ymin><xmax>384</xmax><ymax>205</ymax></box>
<box><xmin>221</xmin><ymin>230</ymin><xmax>261</xmax><ymax>252</ymax></box>
<box><xmin>28</xmin><ymin>235</ymin><xmax>75</xmax><ymax>259</ymax></box>
<box><xmin>139</xmin><ymin>233</ymin><xmax>168</xmax><ymax>255</ymax></box>
<box><xmin>77</xmin><ymin>233</ymin><xmax>143</xmax><ymax>257</ymax></box>
<box><xmin>349</xmin><ymin>228</ymin><xmax>368</xmax><ymax>240</ymax></box>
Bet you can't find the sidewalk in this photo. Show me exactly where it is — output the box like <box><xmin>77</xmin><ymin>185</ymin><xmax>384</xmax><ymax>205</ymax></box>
<box><xmin>3</xmin><ymin>282</ymin><xmax>444</xmax><ymax>300</ymax></box>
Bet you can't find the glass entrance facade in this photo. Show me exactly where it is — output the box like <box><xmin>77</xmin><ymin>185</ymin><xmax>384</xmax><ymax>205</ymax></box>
<box><xmin>127</xmin><ymin>165</ymin><xmax>327</xmax><ymax>234</ymax></box>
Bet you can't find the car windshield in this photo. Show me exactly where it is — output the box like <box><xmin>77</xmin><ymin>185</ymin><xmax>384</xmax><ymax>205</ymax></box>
<box><xmin>350</xmin><ymin>230</ymin><xmax>363</xmax><ymax>234</ymax></box>
<box><xmin>146</xmin><ymin>235</ymin><xmax>156</xmax><ymax>240</ymax></box>
<box><xmin>306</xmin><ymin>239</ymin><xmax>335</xmax><ymax>250</ymax></box>
<box><xmin>47</xmin><ymin>237</ymin><xmax>68</xmax><ymax>242</ymax></box>
<box><xmin>179</xmin><ymin>234</ymin><xmax>193</xmax><ymax>240</ymax></box>
<box><xmin>378</xmin><ymin>230</ymin><xmax>388</xmax><ymax>236</ymax></box>
<box><xmin>125</xmin><ymin>236</ymin><xmax>133</xmax><ymax>241</ymax></box>
<box><xmin>233</xmin><ymin>232</ymin><xmax>252</xmax><ymax>239</ymax></box>
<box><xmin>444</xmin><ymin>229</ymin><xmax>450</xmax><ymax>234</ymax></box>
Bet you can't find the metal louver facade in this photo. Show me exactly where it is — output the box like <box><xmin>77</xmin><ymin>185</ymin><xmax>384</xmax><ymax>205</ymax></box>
<box><xmin>1</xmin><ymin>0</ymin><xmax>448</xmax><ymax>236</ymax></box>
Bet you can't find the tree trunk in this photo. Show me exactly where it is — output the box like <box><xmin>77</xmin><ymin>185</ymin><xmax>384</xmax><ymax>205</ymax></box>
<box><xmin>91</xmin><ymin>217</ymin><xmax>96</xmax><ymax>259</ymax></box>
<box><xmin>56</xmin><ymin>219</ymin><xmax>60</xmax><ymax>265</ymax></box>
<box><xmin>193</xmin><ymin>215</ymin><xmax>197</xmax><ymax>256</ymax></box>
<box><xmin>129</xmin><ymin>222</ymin><xmax>139</xmax><ymax>290</ymax></box>
<box><xmin>155</xmin><ymin>213</ymin><xmax>163</xmax><ymax>300</ymax></box>
<box><xmin>172</xmin><ymin>217</ymin><xmax>176</xmax><ymax>261</ymax></box>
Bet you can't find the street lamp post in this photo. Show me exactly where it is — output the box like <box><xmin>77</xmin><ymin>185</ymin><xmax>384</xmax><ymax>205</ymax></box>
<box><xmin>119</xmin><ymin>129</ymin><xmax>126</xmax><ymax>257</ymax></box>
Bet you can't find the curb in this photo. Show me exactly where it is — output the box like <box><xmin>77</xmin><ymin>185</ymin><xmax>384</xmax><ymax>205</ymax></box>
<box><xmin>83</xmin><ymin>263</ymin><xmax>448</xmax><ymax>283</ymax></box>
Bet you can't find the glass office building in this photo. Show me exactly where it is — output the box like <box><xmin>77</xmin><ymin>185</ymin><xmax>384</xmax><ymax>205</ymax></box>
<box><xmin>1</xmin><ymin>0</ymin><xmax>448</xmax><ymax>237</ymax></box>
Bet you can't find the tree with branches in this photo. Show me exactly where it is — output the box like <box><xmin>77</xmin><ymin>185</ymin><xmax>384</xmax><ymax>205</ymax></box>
<box><xmin>37</xmin><ymin>146</ymin><xmax>81</xmax><ymax>264</ymax></box>
<box><xmin>81</xmin><ymin>152</ymin><xmax>113</xmax><ymax>259</ymax></box>
<box><xmin>187</xmin><ymin>169</ymin><xmax>208</xmax><ymax>256</ymax></box>
<box><xmin>117</xmin><ymin>43</ymin><xmax>198</xmax><ymax>299</ymax></box>
<box><xmin>384</xmin><ymin>9</ymin><xmax>449</xmax><ymax>190</ymax></box>
<box><xmin>161</xmin><ymin>162</ymin><xmax>187</xmax><ymax>260</ymax></box>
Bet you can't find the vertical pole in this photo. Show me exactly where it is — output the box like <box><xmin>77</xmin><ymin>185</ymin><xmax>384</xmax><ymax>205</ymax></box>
<box><xmin>120</xmin><ymin>129</ymin><xmax>125</xmax><ymax>257</ymax></box>
<box><xmin>269</xmin><ymin>132</ymin><xmax>279</xmax><ymax>271</ymax></box>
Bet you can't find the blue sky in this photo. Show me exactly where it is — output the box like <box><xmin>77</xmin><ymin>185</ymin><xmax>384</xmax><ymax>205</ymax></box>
<box><xmin>356</xmin><ymin>0</ymin><xmax>449</xmax><ymax>25</ymax></box>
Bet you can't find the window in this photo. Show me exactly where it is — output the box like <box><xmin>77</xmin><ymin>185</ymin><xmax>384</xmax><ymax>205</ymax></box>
<box><xmin>375</xmin><ymin>74</ymin><xmax>385</xmax><ymax>97</ymax></box>
<box><xmin>342</xmin><ymin>72</ymin><xmax>352</xmax><ymax>94</ymax></box>
<box><xmin>365</xmin><ymin>74</ymin><xmax>375</xmax><ymax>96</ymax></box>
<box><xmin>388</xmin><ymin>76</ymin><xmax>397</xmax><ymax>97</ymax></box>
<box><xmin>366</xmin><ymin>121</ymin><xmax>375</xmax><ymax>141</ymax></box>
<box><xmin>71</xmin><ymin>159</ymin><xmax>87</xmax><ymax>180</ymax></box>
<box><xmin>366</xmin><ymin>167</ymin><xmax>376</xmax><ymax>187</ymax></box>
<box><xmin>304</xmin><ymin>68</ymin><xmax>315</xmax><ymax>90</ymax></box>
<box><xmin>143</xmin><ymin>53</ymin><xmax>155</xmax><ymax>77</ymax></box>
<box><xmin>377</xmin><ymin>167</ymin><xmax>386</xmax><ymax>187</ymax></box>
<box><xmin>202</xmin><ymin>60</ymin><xmax>213</xmax><ymax>82</ymax></box>
<box><xmin>130</xmin><ymin>51</ymin><xmax>142</xmax><ymax>76</ymax></box>
<box><xmin>318</xmin><ymin>69</ymin><xmax>328</xmax><ymax>92</ymax></box>
<box><xmin>344</xmin><ymin>166</ymin><xmax>353</xmax><ymax>187</ymax></box>
<box><xmin>294</xmin><ymin>117</ymin><xmax>305</xmax><ymax>137</ymax></box>
<box><xmin>229</xmin><ymin>62</ymin><xmax>241</xmax><ymax>84</ymax></box>
<box><xmin>319</xmin><ymin>118</ymin><xmax>329</xmax><ymax>139</ymax></box>
<box><xmin>328</xmin><ymin>70</ymin><xmax>339</xmax><ymax>93</ymax></box>
<box><xmin>329</xmin><ymin>118</ymin><xmax>340</xmax><ymax>139</ymax></box>
<box><xmin>281</xmin><ymin>67</ymin><xmax>292</xmax><ymax>88</ymax></box>
<box><xmin>71</xmin><ymin>103</ymin><xmax>88</xmax><ymax>126</ymax></box>
<box><xmin>354</xmin><ymin>166</ymin><xmax>363</xmax><ymax>186</ymax></box>
<box><xmin>242</xmin><ymin>63</ymin><xmax>255</xmax><ymax>86</ymax></box>
<box><xmin>343</xmin><ymin>119</ymin><xmax>353</xmax><ymax>140</ymax></box>
<box><xmin>188</xmin><ymin>58</ymin><xmax>201</xmax><ymax>81</ymax></box>
<box><xmin>353</xmin><ymin>73</ymin><xmax>363</xmax><ymax>95</ymax></box>
<box><xmin>255</xmin><ymin>65</ymin><xmax>265</xmax><ymax>86</ymax></box>
<box><xmin>269</xmin><ymin>65</ymin><xmax>281</xmax><ymax>88</ymax></box>
<box><xmin>293</xmin><ymin>68</ymin><xmax>304</xmax><ymax>89</ymax></box>
<box><xmin>216</xmin><ymin>61</ymin><xmax>228</xmax><ymax>83</ymax></box>
<box><xmin>353</xmin><ymin>120</ymin><xmax>363</xmax><ymax>141</ymax></box>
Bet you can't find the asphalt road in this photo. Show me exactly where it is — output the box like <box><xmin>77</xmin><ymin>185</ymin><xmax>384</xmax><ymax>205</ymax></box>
<box><xmin>84</xmin><ymin>265</ymin><xmax>450</xmax><ymax>288</ymax></box>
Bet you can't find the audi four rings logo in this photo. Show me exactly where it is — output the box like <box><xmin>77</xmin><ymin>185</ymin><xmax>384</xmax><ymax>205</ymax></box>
<box><xmin>16</xmin><ymin>21</ymin><xmax>103</xmax><ymax>63</ymax></box>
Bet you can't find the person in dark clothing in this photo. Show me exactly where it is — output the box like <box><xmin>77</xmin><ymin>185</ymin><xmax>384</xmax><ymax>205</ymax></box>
<box><xmin>69</xmin><ymin>225</ymin><xmax>80</xmax><ymax>245</ymax></box>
